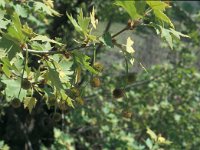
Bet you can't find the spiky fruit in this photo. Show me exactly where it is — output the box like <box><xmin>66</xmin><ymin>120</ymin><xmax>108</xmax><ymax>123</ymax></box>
<box><xmin>93</xmin><ymin>62</ymin><xmax>104</xmax><ymax>72</ymax></box>
<box><xmin>76</xmin><ymin>97</ymin><xmax>84</xmax><ymax>105</ymax></box>
<box><xmin>11</xmin><ymin>98</ymin><xmax>21</xmax><ymax>108</ymax></box>
<box><xmin>47</xmin><ymin>95</ymin><xmax>56</xmax><ymax>106</ymax></box>
<box><xmin>90</xmin><ymin>77</ymin><xmax>100</xmax><ymax>87</ymax></box>
<box><xmin>57</xmin><ymin>101</ymin><xmax>67</xmax><ymax>111</ymax></box>
<box><xmin>113</xmin><ymin>88</ymin><xmax>125</xmax><ymax>99</ymax></box>
<box><xmin>52</xmin><ymin>113</ymin><xmax>62</xmax><ymax>122</ymax></box>
<box><xmin>126</xmin><ymin>72</ymin><xmax>137</xmax><ymax>83</ymax></box>
<box><xmin>122</xmin><ymin>110</ymin><xmax>132</xmax><ymax>118</ymax></box>
<box><xmin>21</xmin><ymin>78</ymin><xmax>31</xmax><ymax>90</ymax></box>
<box><xmin>70</xmin><ymin>87</ymin><xmax>80</xmax><ymax>97</ymax></box>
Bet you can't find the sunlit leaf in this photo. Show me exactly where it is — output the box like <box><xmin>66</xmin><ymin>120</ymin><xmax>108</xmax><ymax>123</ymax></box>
<box><xmin>146</xmin><ymin>127</ymin><xmax>157</xmax><ymax>141</ymax></box>
<box><xmin>115</xmin><ymin>1</ymin><xmax>142</xmax><ymax>20</ymax></box>
<box><xmin>90</xmin><ymin>7</ymin><xmax>98</xmax><ymax>29</ymax></box>
<box><xmin>126</xmin><ymin>37</ymin><xmax>135</xmax><ymax>54</ymax></box>
<box><xmin>34</xmin><ymin>2</ymin><xmax>61</xmax><ymax>16</ymax></box>
<box><xmin>23</xmin><ymin>97</ymin><xmax>37</xmax><ymax>113</ymax></box>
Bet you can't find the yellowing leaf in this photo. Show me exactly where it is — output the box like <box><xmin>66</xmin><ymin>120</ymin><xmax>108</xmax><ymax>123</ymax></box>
<box><xmin>23</xmin><ymin>97</ymin><xmax>37</xmax><ymax>113</ymax></box>
<box><xmin>158</xmin><ymin>134</ymin><xmax>172</xmax><ymax>145</ymax></box>
<box><xmin>43</xmin><ymin>0</ymin><xmax>54</xmax><ymax>8</ymax></box>
<box><xmin>147</xmin><ymin>127</ymin><xmax>157</xmax><ymax>141</ymax></box>
<box><xmin>126</xmin><ymin>37</ymin><xmax>135</xmax><ymax>54</ymax></box>
<box><xmin>34</xmin><ymin>2</ymin><xmax>61</xmax><ymax>17</ymax></box>
<box><xmin>90</xmin><ymin>7</ymin><xmax>98</xmax><ymax>29</ymax></box>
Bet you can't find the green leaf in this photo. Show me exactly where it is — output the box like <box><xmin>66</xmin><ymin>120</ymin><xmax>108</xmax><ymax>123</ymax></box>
<box><xmin>0</xmin><ymin>36</ymin><xmax>21</xmax><ymax>60</ymax></box>
<box><xmin>60</xmin><ymin>90</ymin><xmax>74</xmax><ymax>108</ymax></box>
<box><xmin>146</xmin><ymin>127</ymin><xmax>157</xmax><ymax>141</ymax></box>
<box><xmin>0</xmin><ymin>49</ymin><xmax>6</xmax><ymax>59</ymax></box>
<box><xmin>67</xmin><ymin>13</ymin><xmax>82</xmax><ymax>33</ymax></box>
<box><xmin>0</xmin><ymin>10</ymin><xmax>10</xmax><ymax>29</ymax></box>
<box><xmin>146</xmin><ymin>1</ymin><xmax>174</xmax><ymax>28</ymax></box>
<box><xmin>34</xmin><ymin>2</ymin><xmax>61</xmax><ymax>16</ymax></box>
<box><xmin>67</xmin><ymin>9</ymin><xmax>90</xmax><ymax>35</ymax></box>
<box><xmin>53</xmin><ymin>58</ymin><xmax>73</xmax><ymax>83</ymax></box>
<box><xmin>169</xmin><ymin>28</ymin><xmax>190</xmax><ymax>39</ymax></box>
<box><xmin>77</xmin><ymin>9</ymin><xmax>90</xmax><ymax>34</ymax></box>
<box><xmin>14</xmin><ymin>4</ymin><xmax>28</xmax><ymax>18</ymax></box>
<box><xmin>0</xmin><ymin>0</ymin><xmax>5</xmax><ymax>7</ymax></box>
<box><xmin>2</xmin><ymin>64</ymin><xmax>11</xmax><ymax>78</ymax></box>
<box><xmin>145</xmin><ymin>138</ymin><xmax>153</xmax><ymax>149</ymax></box>
<box><xmin>23</xmin><ymin>97</ymin><xmax>37</xmax><ymax>113</ymax></box>
<box><xmin>154</xmin><ymin>10</ymin><xmax>174</xmax><ymax>28</ymax></box>
<box><xmin>2</xmin><ymin>78</ymin><xmax>27</xmax><ymax>101</ymax></box>
<box><xmin>100</xmin><ymin>32</ymin><xmax>113</xmax><ymax>48</ymax></box>
<box><xmin>73</xmin><ymin>51</ymin><xmax>97</xmax><ymax>74</ymax></box>
<box><xmin>0</xmin><ymin>20</ymin><xmax>10</xmax><ymax>29</ymax></box>
<box><xmin>31</xmin><ymin>35</ymin><xmax>63</xmax><ymax>46</ymax></box>
<box><xmin>115</xmin><ymin>1</ymin><xmax>142</xmax><ymax>20</ymax></box>
<box><xmin>46</xmin><ymin>68</ymin><xmax>63</xmax><ymax>90</ymax></box>
<box><xmin>4</xmin><ymin>12</ymin><xmax>25</xmax><ymax>43</ymax></box>
<box><xmin>159</xmin><ymin>26</ymin><xmax>189</xmax><ymax>49</ymax></box>
<box><xmin>160</xmin><ymin>27</ymin><xmax>173</xmax><ymax>49</ymax></box>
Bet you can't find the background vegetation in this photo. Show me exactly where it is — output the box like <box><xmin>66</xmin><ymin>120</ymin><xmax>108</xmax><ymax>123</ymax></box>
<box><xmin>0</xmin><ymin>0</ymin><xmax>200</xmax><ymax>150</ymax></box>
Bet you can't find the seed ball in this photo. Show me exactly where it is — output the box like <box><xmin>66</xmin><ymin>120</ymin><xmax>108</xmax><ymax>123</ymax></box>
<box><xmin>113</xmin><ymin>88</ymin><xmax>125</xmax><ymax>98</ymax></box>
<box><xmin>93</xmin><ymin>62</ymin><xmax>104</xmax><ymax>72</ymax></box>
<box><xmin>76</xmin><ymin>97</ymin><xmax>84</xmax><ymax>105</ymax></box>
<box><xmin>91</xmin><ymin>77</ymin><xmax>101</xmax><ymax>87</ymax></box>
<box><xmin>52</xmin><ymin>113</ymin><xmax>62</xmax><ymax>122</ymax></box>
<box><xmin>11</xmin><ymin>98</ymin><xmax>21</xmax><ymax>108</ymax></box>
<box><xmin>70</xmin><ymin>87</ymin><xmax>80</xmax><ymax>97</ymax></box>
<box><xmin>122</xmin><ymin>110</ymin><xmax>132</xmax><ymax>118</ymax></box>
<box><xmin>21</xmin><ymin>78</ymin><xmax>31</xmax><ymax>90</ymax></box>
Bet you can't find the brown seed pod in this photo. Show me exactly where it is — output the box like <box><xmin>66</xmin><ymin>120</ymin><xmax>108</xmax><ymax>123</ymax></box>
<box><xmin>93</xmin><ymin>62</ymin><xmax>104</xmax><ymax>72</ymax></box>
<box><xmin>47</xmin><ymin>95</ymin><xmax>56</xmax><ymax>106</ymax></box>
<box><xmin>90</xmin><ymin>77</ymin><xmax>101</xmax><ymax>87</ymax></box>
<box><xmin>64</xmin><ymin>52</ymin><xmax>71</xmax><ymax>59</ymax></box>
<box><xmin>57</xmin><ymin>101</ymin><xmax>67</xmax><ymax>111</ymax></box>
<box><xmin>76</xmin><ymin>97</ymin><xmax>84</xmax><ymax>105</ymax></box>
<box><xmin>126</xmin><ymin>72</ymin><xmax>137</xmax><ymax>84</ymax></box>
<box><xmin>113</xmin><ymin>88</ymin><xmax>125</xmax><ymax>99</ymax></box>
<box><xmin>11</xmin><ymin>98</ymin><xmax>21</xmax><ymax>108</ymax></box>
<box><xmin>70</xmin><ymin>87</ymin><xmax>80</xmax><ymax>97</ymax></box>
<box><xmin>122</xmin><ymin>110</ymin><xmax>132</xmax><ymax>118</ymax></box>
<box><xmin>21</xmin><ymin>78</ymin><xmax>32</xmax><ymax>90</ymax></box>
<box><xmin>52</xmin><ymin>113</ymin><xmax>62</xmax><ymax>122</ymax></box>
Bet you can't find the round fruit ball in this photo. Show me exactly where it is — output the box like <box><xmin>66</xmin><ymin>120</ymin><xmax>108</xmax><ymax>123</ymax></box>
<box><xmin>122</xmin><ymin>110</ymin><xmax>132</xmax><ymax>118</ymax></box>
<box><xmin>113</xmin><ymin>88</ymin><xmax>125</xmax><ymax>99</ymax></box>
<box><xmin>21</xmin><ymin>78</ymin><xmax>32</xmax><ymax>90</ymax></box>
<box><xmin>76</xmin><ymin>97</ymin><xmax>84</xmax><ymax>105</ymax></box>
<box><xmin>52</xmin><ymin>113</ymin><xmax>62</xmax><ymax>122</ymax></box>
<box><xmin>11</xmin><ymin>98</ymin><xmax>21</xmax><ymax>108</ymax></box>
<box><xmin>93</xmin><ymin>62</ymin><xmax>104</xmax><ymax>72</ymax></box>
<box><xmin>70</xmin><ymin>87</ymin><xmax>80</xmax><ymax>97</ymax></box>
<box><xmin>90</xmin><ymin>77</ymin><xmax>101</xmax><ymax>87</ymax></box>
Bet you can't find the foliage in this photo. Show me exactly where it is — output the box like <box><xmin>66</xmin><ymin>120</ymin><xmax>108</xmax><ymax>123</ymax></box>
<box><xmin>0</xmin><ymin>0</ymin><xmax>199</xmax><ymax>149</ymax></box>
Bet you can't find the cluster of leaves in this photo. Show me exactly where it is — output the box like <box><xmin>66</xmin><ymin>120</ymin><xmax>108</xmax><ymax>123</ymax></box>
<box><xmin>0</xmin><ymin>0</ymin><xmax>197</xmax><ymax>149</ymax></box>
